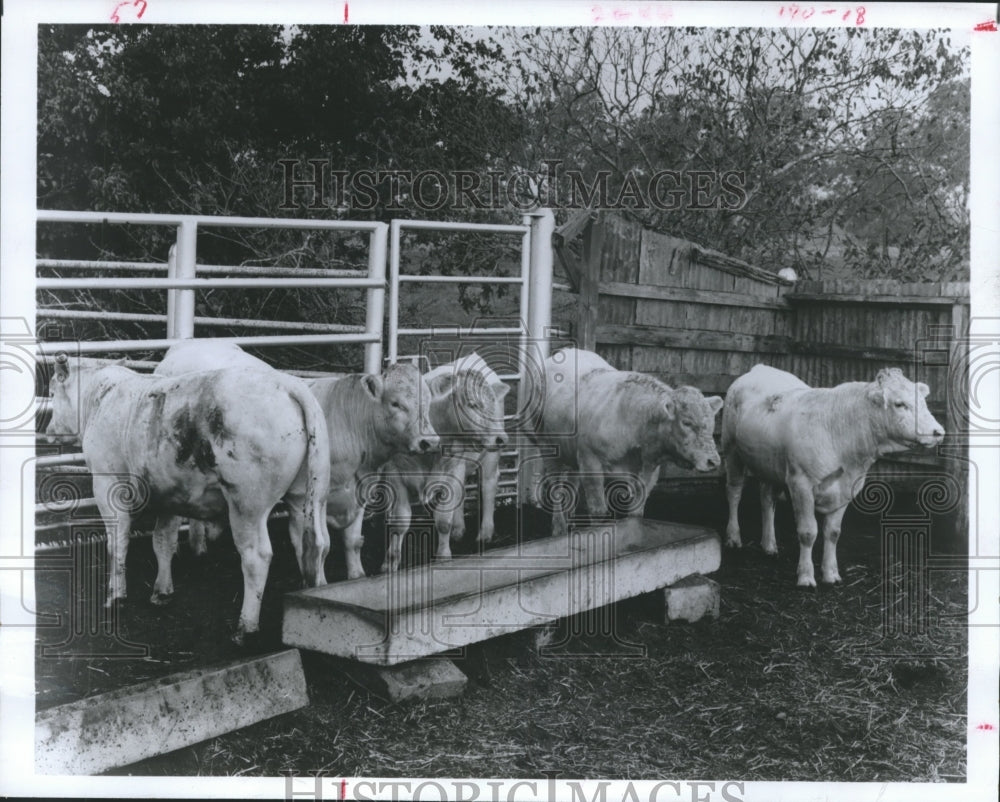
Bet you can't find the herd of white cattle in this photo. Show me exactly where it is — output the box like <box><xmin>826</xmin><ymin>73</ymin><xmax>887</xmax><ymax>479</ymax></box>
<box><xmin>45</xmin><ymin>344</ymin><xmax>945</xmax><ymax>643</ymax></box>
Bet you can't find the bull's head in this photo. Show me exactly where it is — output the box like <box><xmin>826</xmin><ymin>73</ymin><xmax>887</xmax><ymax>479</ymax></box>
<box><xmin>377</xmin><ymin>362</ymin><xmax>440</xmax><ymax>455</ymax></box>
<box><xmin>45</xmin><ymin>353</ymin><xmax>80</xmax><ymax>443</ymax></box>
<box><xmin>426</xmin><ymin>369</ymin><xmax>509</xmax><ymax>450</ymax></box>
<box><xmin>660</xmin><ymin>386</ymin><xmax>723</xmax><ymax>472</ymax></box>
<box><xmin>867</xmin><ymin>368</ymin><xmax>945</xmax><ymax>449</ymax></box>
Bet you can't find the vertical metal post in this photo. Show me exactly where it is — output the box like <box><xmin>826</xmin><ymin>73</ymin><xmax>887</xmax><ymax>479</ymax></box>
<box><xmin>946</xmin><ymin>301</ymin><xmax>970</xmax><ymax>544</ymax></box>
<box><xmin>579</xmin><ymin>213</ymin><xmax>604</xmax><ymax>352</ymax></box>
<box><xmin>517</xmin><ymin>208</ymin><xmax>555</xmax><ymax>507</ymax></box>
<box><xmin>364</xmin><ymin>223</ymin><xmax>388</xmax><ymax>374</ymax></box>
<box><xmin>526</xmin><ymin>208</ymin><xmax>555</xmax><ymax>361</ymax></box>
<box><xmin>386</xmin><ymin>219</ymin><xmax>402</xmax><ymax>364</ymax></box>
<box><xmin>517</xmin><ymin>216</ymin><xmax>533</xmax><ymax>384</ymax></box>
<box><xmin>166</xmin><ymin>243</ymin><xmax>178</xmax><ymax>339</ymax></box>
<box><xmin>173</xmin><ymin>219</ymin><xmax>197</xmax><ymax>339</ymax></box>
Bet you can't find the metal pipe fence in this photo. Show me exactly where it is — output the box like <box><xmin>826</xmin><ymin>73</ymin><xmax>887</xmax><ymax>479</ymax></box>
<box><xmin>35</xmin><ymin>208</ymin><xmax>554</xmax><ymax>534</ymax></box>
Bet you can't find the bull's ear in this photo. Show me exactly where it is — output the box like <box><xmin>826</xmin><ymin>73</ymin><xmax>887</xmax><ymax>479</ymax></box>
<box><xmin>427</xmin><ymin>372</ymin><xmax>455</xmax><ymax>399</ymax></box>
<box><xmin>53</xmin><ymin>352</ymin><xmax>69</xmax><ymax>383</ymax></box>
<box><xmin>916</xmin><ymin>381</ymin><xmax>930</xmax><ymax>398</ymax></box>
<box><xmin>706</xmin><ymin>395</ymin><xmax>724</xmax><ymax>417</ymax></box>
<box><xmin>662</xmin><ymin>394</ymin><xmax>675</xmax><ymax>420</ymax></box>
<box><xmin>874</xmin><ymin>368</ymin><xmax>890</xmax><ymax>386</ymax></box>
<box><xmin>867</xmin><ymin>382</ymin><xmax>888</xmax><ymax>408</ymax></box>
<box><xmin>493</xmin><ymin>381</ymin><xmax>511</xmax><ymax>400</ymax></box>
<box><xmin>362</xmin><ymin>373</ymin><xmax>383</xmax><ymax>401</ymax></box>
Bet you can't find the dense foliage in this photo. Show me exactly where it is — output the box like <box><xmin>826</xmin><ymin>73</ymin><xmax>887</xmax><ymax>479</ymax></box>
<box><xmin>37</xmin><ymin>25</ymin><xmax>969</xmax><ymax>354</ymax></box>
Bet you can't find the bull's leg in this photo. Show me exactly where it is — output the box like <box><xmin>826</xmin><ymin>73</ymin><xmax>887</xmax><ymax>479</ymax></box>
<box><xmin>550</xmin><ymin>471</ymin><xmax>578</xmax><ymax>539</ymax></box>
<box><xmin>578</xmin><ymin>450</ymin><xmax>609</xmax><ymax>517</ymax></box>
<box><xmin>759</xmin><ymin>483</ymin><xmax>778</xmax><ymax>555</ymax></box>
<box><xmin>150</xmin><ymin>515</ymin><xmax>180</xmax><ymax>605</ymax></box>
<box><xmin>641</xmin><ymin>464</ymin><xmax>661</xmax><ymax>504</ymax></box>
<box><xmin>787</xmin><ymin>478</ymin><xmax>819</xmax><ymax>587</ymax></box>
<box><xmin>285</xmin><ymin>498</ymin><xmax>306</xmax><ymax>579</ymax></box>
<box><xmin>339</xmin><ymin>505</ymin><xmax>366</xmax><ymax>580</ymax></box>
<box><xmin>285</xmin><ymin>493</ymin><xmax>328</xmax><ymax>588</ymax></box>
<box><xmin>382</xmin><ymin>481</ymin><xmax>411</xmax><ymax>574</ymax></box>
<box><xmin>537</xmin><ymin>452</ymin><xmax>574</xmax><ymax>538</ymax></box>
<box><xmin>187</xmin><ymin>520</ymin><xmax>225</xmax><ymax>556</ymax></box>
<box><xmin>94</xmin><ymin>475</ymin><xmax>132</xmax><ymax>606</ymax></box>
<box><xmin>434</xmin><ymin>463</ymin><xmax>468</xmax><ymax>560</ymax></box>
<box><xmin>819</xmin><ymin>505</ymin><xmax>848</xmax><ymax>584</ymax></box>
<box><xmin>326</xmin><ymin>485</ymin><xmax>366</xmax><ymax>580</ymax></box>
<box><xmin>186</xmin><ymin>520</ymin><xmax>205</xmax><ymax>556</ymax></box>
<box><xmin>437</xmin><ymin>499</ymin><xmax>467</xmax><ymax>560</ymax></box>
<box><xmin>724</xmin><ymin>452</ymin><xmax>746</xmax><ymax>548</ymax></box>
<box><xmin>228</xmin><ymin>509</ymin><xmax>273</xmax><ymax>645</ymax></box>
<box><xmin>633</xmin><ymin>463</ymin><xmax>662</xmax><ymax>518</ymax></box>
<box><xmin>434</xmin><ymin>506</ymin><xmax>456</xmax><ymax>561</ymax></box>
<box><xmin>477</xmin><ymin>449</ymin><xmax>501</xmax><ymax>543</ymax></box>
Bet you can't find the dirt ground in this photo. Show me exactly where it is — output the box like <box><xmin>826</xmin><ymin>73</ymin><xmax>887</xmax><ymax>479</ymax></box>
<box><xmin>34</xmin><ymin>487</ymin><xmax>968</xmax><ymax>781</ymax></box>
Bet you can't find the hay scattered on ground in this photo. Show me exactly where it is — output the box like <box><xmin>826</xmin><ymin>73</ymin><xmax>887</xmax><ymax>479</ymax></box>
<box><xmin>38</xmin><ymin>491</ymin><xmax>968</xmax><ymax>781</ymax></box>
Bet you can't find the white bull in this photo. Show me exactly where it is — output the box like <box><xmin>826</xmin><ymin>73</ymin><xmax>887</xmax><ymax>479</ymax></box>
<box><xmin>532</xmin><ymin>348</ymin><xmax>724</xmax><ymax>537</ymax></box>
<box><xmin>155</xmin><ymin>340</ymin><xmax>442</xmax><ymax>580</ymax></box>
<box><xmin>156</xmin><ymin>341</ymin><xmax>278</xmax><ymax>556</ymax></box>
<box><xmin>306</xmin><ymin>366</ymin><xmax>441</xmax><ymax>579</ymax></box>
<box><xmin>46</xmin><ymin>356</ymin><xmax>330</xmax><ymax>643</ymax></box>
<box><xmin>721</xmin><ymin>365</ymin><xmax>946</xmax><ymax>586</ymax></box>
<box><xmin>380</xmin><ymin>353</ymin><xmax>510</xmax><ymax>572</ymax></box>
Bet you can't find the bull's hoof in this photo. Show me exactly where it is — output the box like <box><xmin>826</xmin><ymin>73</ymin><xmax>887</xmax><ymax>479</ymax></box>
<box><xmin>232</xmin><ymin>628</ymin><xmax>265</xmax><ymax>651</ymax></box>
<box><xmin>477</xmin><ymin>531</ymin><xmax>494</xmax><ymax>544</ymax></box>
<box><xmin>104</xmin><ymin>594</ymin><xmax>126</xmax><ymax>609</ymax></box>
<box><xmin>821</xmin><ymin>573</ymin><xmax>843</xmax><ymax>585</ymax></box>
<box><xmin>149</xmin><ymin>591</ymin><xmax>174</xmax><ymax>607</ymax></box>
<box><xmin>761</xmin><ymin>545</ymin><xmax>778</xmax><ymax>557</ymax></box>
<box><xmin>232</xmin><ymin>625</ymin><xmax>254</xmax><ymax>648</ymax></box>
<box><xmin>796</xmin><ymin>576</ymin><xmax>817</xmax><ymax>589</ymax></box>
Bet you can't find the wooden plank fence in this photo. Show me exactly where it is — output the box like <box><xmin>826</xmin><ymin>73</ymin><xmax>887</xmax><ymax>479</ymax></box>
<box><xmin>554</xmin><ymin>211</ymin><xmax>970</xmax><ymax>541</ymax></box>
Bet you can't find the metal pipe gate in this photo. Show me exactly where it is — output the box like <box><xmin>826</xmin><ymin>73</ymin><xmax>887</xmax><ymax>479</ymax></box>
<box><xmin>35</xmin><ymin>208</ymin><xmax>555</xmax><ymax>539</ymax></box>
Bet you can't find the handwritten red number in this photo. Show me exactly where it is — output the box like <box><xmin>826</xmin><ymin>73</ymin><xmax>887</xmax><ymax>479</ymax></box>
<box><xmin>591</xmin><ymin>5</ymin><xmax>605</xmax><ymax>23</ymax></box>
<box><xmin>802</xmin><ymin>6</ymin><xmax>815</xmax><ymax>19</ymax></box>
<box><xmin>110</xmin><ymin>0</ymin><xmax>147</xmax><ymax>23</ymax></box>
<box><xmin>856</xmin><ymin>6</ymin><xmax>866</xmax><ymax>24</ymax></box>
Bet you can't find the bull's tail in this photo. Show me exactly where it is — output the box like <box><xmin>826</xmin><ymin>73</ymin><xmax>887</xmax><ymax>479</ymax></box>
<box><xmin>279</xmin><ymin>374</ymin><xmax>331</xmax><ymax>587</ymax></box>
<box><xmin>720</xmin><ymin>385</ymin><xmax>739</xmax><ymax>456</ymax></box>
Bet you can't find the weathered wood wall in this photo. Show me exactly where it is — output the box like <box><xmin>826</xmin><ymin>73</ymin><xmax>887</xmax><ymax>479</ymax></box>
<box><xmin>558</xmin><ymin>212</ymin><xmax>970</xmax><ymax>537</ymax></box>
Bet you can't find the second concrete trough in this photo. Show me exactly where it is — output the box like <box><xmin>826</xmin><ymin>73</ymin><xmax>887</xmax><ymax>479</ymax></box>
<box><xmin>283</xmin><ymin>517</ymin><xmax>720</xmax><ymax>665</ymax></box>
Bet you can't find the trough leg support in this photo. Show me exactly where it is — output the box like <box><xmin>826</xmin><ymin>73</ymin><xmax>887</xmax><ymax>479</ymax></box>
<box><xmin>663</xmin><ymin>575</ymin><xmax>720</xmax><ymax>624</ymax></box>
<box><xmin>364</xmin><ymin>659</ymin><xmax>468</xmax><ymax>702</ymax></box>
